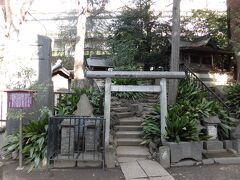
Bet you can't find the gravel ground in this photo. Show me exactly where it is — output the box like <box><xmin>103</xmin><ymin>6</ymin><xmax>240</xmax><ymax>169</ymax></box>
<box><xmin>168</xmin><ymin>164</ymin><xmax>240</xmax><ymax>180</ymax></box>
<box><xmin>2</xmin><ymin>161</ymin><xmax>125</xmax><ymax>180</ymax></box>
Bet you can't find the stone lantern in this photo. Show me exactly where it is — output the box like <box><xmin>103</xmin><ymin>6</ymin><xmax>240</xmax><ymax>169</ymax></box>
<box><xmin>202</xmin><ymin>116</ymin><xmax>221</xmax><ymax>140</ymax></box>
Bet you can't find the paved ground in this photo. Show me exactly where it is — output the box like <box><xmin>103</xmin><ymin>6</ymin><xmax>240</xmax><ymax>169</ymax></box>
<box><xmin>168</xmin><ymin>164</ymin><xmax>240</xmax><ymax>180</ymax></box>
<box><xmin>2</xmin><ymin>161</ymin><xmax>125</xmax><ymax>180</ymax></box>
<box><xmin>120</xmin><ymin>159</ymin><xmax>174</xmax><ymax>180</ymax></box>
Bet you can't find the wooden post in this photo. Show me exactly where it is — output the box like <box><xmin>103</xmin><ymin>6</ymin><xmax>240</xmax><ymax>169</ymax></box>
<box><xmin>160</xmin><ymin>78</ymin><xmax>167</xmax><ymax>143</ymax></box>
<box><xmin>104</xmin><ymin>78</ymin><xmax>111</xmax><ymax>148</ymax></box>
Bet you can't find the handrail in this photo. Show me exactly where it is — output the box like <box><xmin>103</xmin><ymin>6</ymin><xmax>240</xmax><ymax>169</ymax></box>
<box><xmin>180</xmin><ymin>64</ymin><xmax>230</xmax><ymax>111</ymax></box>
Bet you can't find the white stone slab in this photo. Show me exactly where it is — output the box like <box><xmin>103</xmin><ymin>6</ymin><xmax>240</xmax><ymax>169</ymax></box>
<box><xmin>137</xmin><ymin>160</ymin><xmax>170</xmax><ymax>177</ymax></box>
<box><xmin>120</xmin><ymin>161</ymin><xmax>147</xmax><ymax>179</ymax></box>
<box><xmin>150</xmin><ymin>176</ymin><xmax>175</xmax><ymax>180</ymax></box>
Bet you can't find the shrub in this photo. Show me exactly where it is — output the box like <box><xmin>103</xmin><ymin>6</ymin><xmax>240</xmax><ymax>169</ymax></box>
<box><xmin>141</xmin><ymin>105</ymin><xmax>161</xmax><ymax>145</ymax></box>
<box><xmin>225</xmin><ymin>83</ymin><xmax>240</xmax><ymax>118</ymax></box>
<box><xmin>2</xmin><ymin>108</ymin><xmax>49</xmax><ymax>172</ymax></box>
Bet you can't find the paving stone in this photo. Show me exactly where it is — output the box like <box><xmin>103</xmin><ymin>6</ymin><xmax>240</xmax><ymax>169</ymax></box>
<box><xmin>137</xmin><ymin>160</ymin><xmax>170</xmax><ymax>177</ymax></box>
<box><xmin>149</xmin><ymin>176</ymin><xmax>175</xmax><ymax>180</ymax></box>
<box><xmin>120</xmin><ymin>161</ymin><xmax>147</xmax><ymax>179</ymax></box>
<box><xmin>117</xmin><ymin>157</ymin><xmax>146</xmax><ymax>163</ymax></box>
<box><xmin>202</xmin><ymin>158</ymin><xmax>215</xmax><ymax>165</ymax></box>
<box><xmin>214</xmin><ymin>157</ymin><xmax>240</xmax><ymax>164</ymax></box>
<box><xmin>117</xmin><ymin>146</ymin><xmax>150</xmax><ymax>157</ymax></box>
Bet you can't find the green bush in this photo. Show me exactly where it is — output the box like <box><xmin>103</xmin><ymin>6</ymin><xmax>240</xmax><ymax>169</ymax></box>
<box><xmin>2</xmin><ymin>108</ymin><xmax>49</xmax><ymax>172</ymax></box>
<box><xmin>141</xmin><ymin>105</ymin><xmax>161</xmax><ymax>145</ymax></box>
<box><xmin>225</xmin><ymin>83</ymin><xmax>240</xmax><ymax>118</ymax></box>
<box><xmin>141</xmin><ymin>78</ymin><xmax>235</xmax><ymax>143</ymax></box>
<box><xmin>166</xmin><ymin>103</ymin><xmax>199</xmax><ymax>142</ymax></box>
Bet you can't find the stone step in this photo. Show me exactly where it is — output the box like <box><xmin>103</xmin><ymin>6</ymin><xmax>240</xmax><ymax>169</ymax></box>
<box><xmin>116</xmin><ymin>112</ymin><xmax>135</xmax><ymax>118</ymax></box>
<box><xmin>116</xmin><ymin>131</ymin><xmax>143</xmax><ymax>138</ymax></box>
<box><xmin>111</xmin><ymin>107</ymin><xmax>129</xmax><ymax>113</ymax></box>
<box><xmin>118</xmin><ymin>117</ymin><xmax>143</xmax><ymax>125</ymax></box>
<box><xmin>117</xmin><ymin>157</ymin><xmax>147</xmax><ymax>163</ymax></box>
<box><xmin>146</xmin><ymin>99</ymin><xmax>158</xmax><ymax>103</ymax></box>
<box><xmin>142</xmin><ymin>102</ymin><xmax>157</xmax><ymax>107</ymax></box>
<box><xmin>117</xmin><ymin>138</ymin><xmax>142</xmax><ymax>146</ymax></box>
<box><xmin>115</xmin><ymin>125</ymin><xmax>143</xmax><ymax>131</ymax></box>
<box><xmin>143</xmin><ymin>107</ymin><xmax>155</xmax><ymax>112</ymax></box>
<box><xmin>117</xmin><ymin>146</ymin><xmax>150</xmax><ymax>158</ymax></box>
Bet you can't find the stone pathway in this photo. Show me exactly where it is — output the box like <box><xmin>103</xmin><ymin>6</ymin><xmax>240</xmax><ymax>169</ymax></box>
<box><xmin>120</xmin><ymin>159</ymin><xmax>175</xmax><ymax>180</ymax></box>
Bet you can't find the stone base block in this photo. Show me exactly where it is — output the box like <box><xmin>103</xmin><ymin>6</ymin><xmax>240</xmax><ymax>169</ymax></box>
<box><xmin>233</xmin><ymin>139</ymin><xmax>240</xmax><ymax>153</ymax></box>
<box><xmin>105</xmin><ymin>145</ymin><xmax>116</xmax><ymax>168</ymax></box>
<box><xmin>203</xmin><ymin>140</ymin><xmax>223</xmax><ymax>150</ymax></box>
<box><xmin>223</xmin><ymin>140</ymin><xmax>233</xmax><ymax>149</ymax></box>
<box><xmin>77</xmin><ymin>160</ymin><xmax>102</xmax><ymax>168</ymax></box>
<box><xmin>166</xmin><ymin>141</ymin><xmax>203</xmax><ymax>163</ymax></box>
<box><xmin>158</xmin><ymin>146</ymin><xmax>170</xmax><ymax>168</ymax></box>
<box><xmin>53</xmin><ymin>159</ymin><xmax>76</xmax><ymax>168</ymax></box>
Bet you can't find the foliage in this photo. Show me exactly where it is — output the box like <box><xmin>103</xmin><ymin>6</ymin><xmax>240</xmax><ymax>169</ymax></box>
<box><xmin>166</xmin><ymin>78</ymin><xmax>234</xmax><ymax>142</ymax></box>
<box><xmin>108</xmin><ymin>0</ymin><xmax>170</xmax><ymax>69</ymax></box>
<box><xmin>2</xmin><ymin>108</ymin><xmax>49</xmax><ymax>172</ymax></box>
<box><xmin>55</xmin><ymin>88</ymin><xmax>104</xmax><ymax>115</ymax></box>
<box><xmin>111</xmin><ymin>65</ymin><xmax>145</xmax><ymax>101</ymax></box>
<box><xmin>166</xmin><ymin>103</ymin><xmax>199</xmax><ymax>142</ymax></box>
<box><xmin>141</xmin><ymin>105</ymin><xmax>161</xmax><ymax>145</ymax></box>
<box><xmin>181</xmin><ymin>9</ymin><xmax>228</xmax><ymax>48</ymax></box>
<box><xmin>225</xmin><ymin>83</ymin><xmax>240</xmax><ymax>118</ymax></box>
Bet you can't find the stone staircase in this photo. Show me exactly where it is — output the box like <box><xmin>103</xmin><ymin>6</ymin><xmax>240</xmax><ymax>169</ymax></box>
<box><xmin>111</xmin><ymin>93</ymin><xmax>159</xmax><ymax>163</ymax></box>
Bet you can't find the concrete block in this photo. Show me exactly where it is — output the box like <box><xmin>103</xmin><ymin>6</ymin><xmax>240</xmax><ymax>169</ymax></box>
<box><xmin>203</xmin><ymin>140</ymin><xmax>223</xmax><ymax>150</ymax></box>
<box><xmin>202</xmin><ymin>158</ymin><xmax>215</xmax><ymax>165</ymax></box>
<box><xmin>158</xmin><ymin>146</ymin><xmax>170</xmax><ymax>168</ymax></box>
<box><xmin>233</xmin><ymin>139</ymin><xmax>240</xmax><ymax>153</ymax></box>
<box><xmin>0</xmin><ymin>162</ymin><xmax>3</xmax><ymax>180</ymax></box>
<box><xmin>167</xmin><ymin>141</ymin><xmax>203</xmax><ymax>163</ymax></box>
<box><xmin>77</xmin><ymin>160</ymin><xmax>102</xmax><ymax>168</ymax></box>
<box><xmin>105</xmin><ymin>145</ymin><xmax>116</xmax><ymax>168</ymax></box>
<box><xmin>223</xmin><ymin>140</ymin><xmax>233</xmax><ymax>149</ymax></box>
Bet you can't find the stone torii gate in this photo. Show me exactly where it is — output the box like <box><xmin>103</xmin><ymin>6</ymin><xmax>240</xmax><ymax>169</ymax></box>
<box><xmin>86</xmin><ymin>71</ymin><xmax>185</xmax><ymax>148</ymax></box>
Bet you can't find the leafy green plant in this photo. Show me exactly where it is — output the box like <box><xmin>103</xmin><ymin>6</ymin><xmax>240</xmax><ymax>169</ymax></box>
<box><xmin>176</xmin><ymin>79</ymin><xmax>234</xmax><ymax>140</ymax></box>
<box><xmin>141</xmin><ymin>105</ymin><xmax>161</xmax><ymax>145</ymax></box>
<box><xmin>166</xmin><ymin>103</ymin><xmax>199</xmax><ymax>142</ymax></box>
<box><xmin>2</xmin><ymin>108</ymin><xmax>49</xmax><ymax>172</ymax></box>
<box><xmin>225</xmin><ymin>83</ymin><xmax>240</xmax><ymax>118</ymax></box>
<box><xmin>55</xmin><ymin>87</ymin><xmax>103</xmax><ymax>115</ymax></box>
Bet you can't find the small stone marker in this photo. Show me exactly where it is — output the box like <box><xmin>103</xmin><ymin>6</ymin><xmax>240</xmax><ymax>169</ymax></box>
<box><xmin>74</xmin><ymin>94</ymin><xmax>94</xmax><ymax>117</ymax></box>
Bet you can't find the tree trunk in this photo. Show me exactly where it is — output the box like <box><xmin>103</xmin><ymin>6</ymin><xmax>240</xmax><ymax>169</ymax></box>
<box><xmin>228</xmin><ymin>0</ymin><xmax>240</xmax><ymax>81</ymax></box>
<box><xmin>73</xmin><ymin>0</ymin><xmax>90</xmax><ymax>88</ymax></box>
<box><xmin>168</xmin><ymin>0</ymin><xmax>181</xmax><ymax>105</ymax></box>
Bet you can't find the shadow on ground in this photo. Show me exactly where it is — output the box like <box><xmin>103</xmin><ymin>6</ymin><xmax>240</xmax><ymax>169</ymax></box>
<box><xmin>2</xmin><ymin>161</ymin><xmax>125</xmax><ymax>180</ymax></box>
